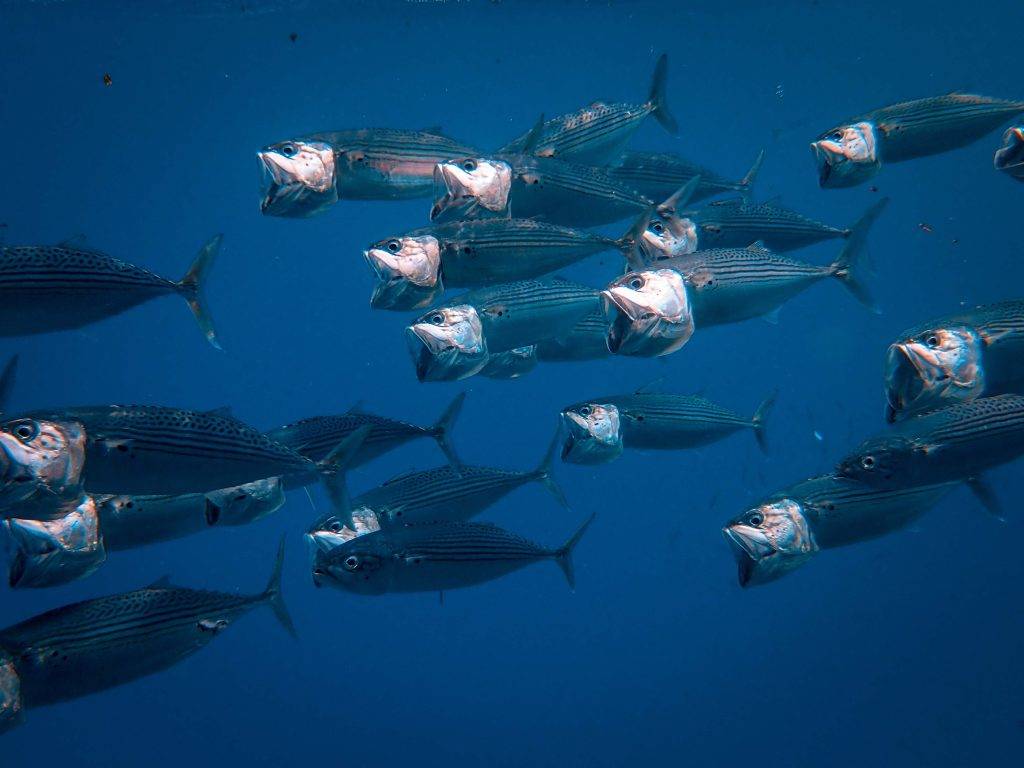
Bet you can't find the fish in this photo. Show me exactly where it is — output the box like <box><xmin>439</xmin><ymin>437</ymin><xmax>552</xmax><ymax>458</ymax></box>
<box><xmin>722</xmin><ymin>474</ymin><xmax>955</xmax><ymax>587</ymax></box>
<box><xmin>100</xmin><ymin>477</ymin><xmax>286</xmax><ymax>551</ymax></box>
<box><xmin>836</xmin><ymin>394</ymin><xmax>1024</xmax><ymax>490</ymax></box>
<box><xmin>0</xmin><ymin>414</ymin><xmax>86</xmax><ymax>519</ymax></box>
<box><xmin>2</xmin><ymin>406</ymin><xmax>367</xmax><ymax>498</ymax></box>
<box><xmin>602</xmin><ymin>199</ymin><xmax>887</xmax><ymax>357</ymax></box>
<box><xmin>994</xmin><ymin>126</ymin><xmax>1024</xmax><ymax>180</ymax></box>
<box><xmin>363</xmin><ymin>214</ymin><xmax>646</xmax><ymax>311</ymax></box>
<box><xmin>258</xmin><ymin>128</ymin><xmax>480</xmax><ymax>217</ymax></box>
<box><xmin>661</xmin><ymin>196</ymin><xmax>884</xmax><ymax>254</ymax></box>
<box><xmin>608</xmin><ymin>148</ymin><xmax>764</xmax><ymax>204</ymax></box>
<box><xmin>561</xmin><ymin>390</ymin><xmax>774</xmax><ymax>465</ymax></box>
<box><xmin>0</xmin><ymin>539</ymin><xmax>294</xmax><ymax>710</ymax></box>
<box><xmin>405</xmin><ymin>278</ymin><xmax>600</xmax><ymax>382</ymax></box>
<box><xmin>267</xmin><ymin>392</ymin><xmax>464</xmax><ymax>471</ymax></box>
<box><xmin>884</xmin><ymin>299</ymin><xmax>1024</xmax><ymax>422</ymax></box>
<box><xmin>0</xmin><ymin>651</ymin><xmax>22</xmax><ymax>734</ymax></box>
<box><xmin>0</xmin><ymin>235</ymin><xmax>221</xmax><ymax>348</ymax></box>
<box><xmin>478</xmin><ymin>346</ymin><xmax>539</xmax><ymax>379</ymax></box>
<box><xmin>307</xmin><ymin>435</ymin><xmax>567</xmax><ymax>554</ymax></box>
<box><xmin>498</xmin><ymin>54</ymin><xmax>677</xmax><ymax>163</ymax></box>
<box><xmin>430</xmin><ymin>142</ymin><xmax>694</xmax><ymax>230</ymax></box>
<box><xmin>812</xmin><ymin>93</ymin><xmax>1024</xmax><ymax>188</ymax></box>
<box><xmin>312</xmin><ymin>514</ymin><xmax>595</xmax><ymax>594</ymax></box>
<box><xmin>535</xmin><ymin>311</ymin><xmax>613</xmax><ymax>363</ymax></box>
<box><xmin>4</xmin><ymin>494</ymin><xmax>106</xmax><ymax>589</ymax></box>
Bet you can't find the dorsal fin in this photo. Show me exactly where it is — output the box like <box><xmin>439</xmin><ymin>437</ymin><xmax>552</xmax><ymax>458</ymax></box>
<box><xmin>634</xmin><ymin>376</ymin><xmax>666</xmax><ymax>395</ymax></box>
<box><xmin>421</xmin><ymin>125</ymin><xmax>443</xmax><ymax>135</ymax></box>
<box><xmin>57</xmin><ymin>234</ymin><xmax>89</xmax><ymax>249</ymax></box>
<box><xmin>147</xmin><ymin>575</ymin><xmax>173</xmax><ymax>589</ymax></box>
<box><xmin>344</xmin><ymin>400</ymin><xmax>366</xmax><ymax>415</ymax></box>
<box><xmin>746</xmin><ymin>240</ymin><xmax>771</xmax><ymax>254</ymax></box>
<box><xmin>520</xmin><ymin>113</ymin><xmax>546</xmax><ymax>156</ymax></box>
<box><xmin>762</xmin><ymin>195</ymin><xmax>783</xmax><ymax>207</ymax></box>
<box><xmin>204</xmin><ymin>406</ymin><xmax>233</xmax><ymax>418</ymax></box>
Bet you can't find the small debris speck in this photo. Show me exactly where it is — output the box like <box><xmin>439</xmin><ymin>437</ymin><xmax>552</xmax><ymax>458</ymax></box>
<box><xmin>918</xmin><ymin>222</ymin><xmax>933</xmax><ymax>234</ymax></box>
<box><xmin>102</xmin><ymin>73</ymin><xmax>112</xmax><ymax>86</ymax></box>
<box><xmin>868</xmin><ymin>185</ymin><xmax>878</xmax><ymax>192</ymax></box>
<box><xmin>289</xmin><ymin>32</ymin><xmax>298</xmax><ymax>43</ymax></box>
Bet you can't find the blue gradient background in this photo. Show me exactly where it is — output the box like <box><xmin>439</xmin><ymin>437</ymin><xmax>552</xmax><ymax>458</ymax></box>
<box><xmin>1</xmin><ymin>1</ymin><xmax>1021</xmax><ymax>765</ymax></box>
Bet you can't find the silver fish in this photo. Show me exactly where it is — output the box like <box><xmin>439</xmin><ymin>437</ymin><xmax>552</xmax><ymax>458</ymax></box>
<box><xmin>0</xmin><ymin>236</ymin><xmax>221</xmax><ymax>349</ymax></box>
<box><xmin>313</xmin><ymin>514</ymin><xmax>594</xmax><ymax>594</ymax></box>
<box><xmin>258</xmin><ymin>128</ymin><xmax>480</xmax><ymax>217</ymax></box>
<box><xmin>0</xmin><ymin>415</ymin><xmax>86</xmax><ymax>519</ymax></box>
<box><xmin>535</xmin><ymin>312</ymin><xmax>612</xmax><ymax>363</ymax></box>
<box><xmin>813</xmin><ymin>93</ymin><xmax>1024</xmax><ymax>188</ymax></box>
<box><xmin>0</xmin><ymin>652</ymin><xmax>22</xmax><ymax>734</ymax></box>
<box><xmin>498</xmin><ymin>54</ymin><xmax>677</xmax><ymax>163</ymax></box>
<box><xmin>884</xmin><ymin>300</ymin><xmax>1024</xmax><ymax>422</ymax></box>
<box><xmin>478</xmin><ymin>346</ymin><xmax>539</xmax><ymax>379</ymax></box>
<box><xmin>994</xmin><ymin>126</ymin><xmax>1024</xmax><ymax>180</ymax></box>
<box><xmin>609</xmin><ymin>149</ymin><xmax>764</xmax><ymax>204</ymax></box>
<box><xmin>723</xmin><ymin>475</ymin><xmax>954</xmax><ymax>587</ymax></box>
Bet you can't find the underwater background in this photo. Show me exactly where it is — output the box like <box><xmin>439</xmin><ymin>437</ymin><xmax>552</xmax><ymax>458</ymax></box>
<box><xmin>1</xmin><ymin>0</ymin><xmax>1022</xmax><ymax>765</ymax></box>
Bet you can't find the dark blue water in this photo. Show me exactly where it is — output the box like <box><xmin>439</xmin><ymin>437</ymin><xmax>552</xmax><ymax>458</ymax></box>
<box><xmin>1</xmin><ymin>1</ymin><xmax>1021</xmax><ymax>765</ymax></box>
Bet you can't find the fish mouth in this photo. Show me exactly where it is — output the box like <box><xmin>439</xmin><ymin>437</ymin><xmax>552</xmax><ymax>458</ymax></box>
<box><xmin>257</xmin><ymin>152</ymin><xmax>336</xmax><ymax>218</ymax></box>
<box><xmin>723</xmin><ymin>526</ymin><xmax>774</xmax><ymax>588</ymax></box>
<box><xmin>405</xmin><ymin>325</ymin><xmax>485</xmax><ymax>382</ymax></box>
<box><xmin>810</xmin><ymin>142</ymin><xmax>838</xmax><ymax>188</ymax></box>
<box><xmin>430</xmin><ymin>164</ymin><xmax>467</xmax><ymax>221</ymax></box>
<box><xmin>600</xmin><ymin>288</ymin><xmax>692</xmax><ymax>357</ymax></box>
<box><xmin>994</xmin><ymin>127</ymin><xmax>1024</xmax><ymax>175</ymax></box>
<box><xmin>884</xmin><ymin>344</ymin><xmax>926</xmax><ymax>422</ymax></box>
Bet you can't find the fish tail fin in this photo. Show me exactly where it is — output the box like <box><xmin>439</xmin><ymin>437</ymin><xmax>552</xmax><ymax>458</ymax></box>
<box><xmin>555</xmin><ymin>513</ymin><xmax>596</xmax><ymax>591</ymax></box>
<box><xmin>263</xmin><ymin>536</ymin><xmax>297</xmax><ymax>640</ymax></box>
<box><xmin>739</xmin><ymin>149</ymin><xmax>766</xmax><ymax>200</ymax></box>
<box><xmin>0</xmin><ymin>353</ymin><xmax>18</xmax><ymax>415</ymax></box>
<box><xmin>830</xmin><ymin>198</ymin><xmax>889</xmax><ymax>313</ymax></box>
<box><xmin>534</xmin><ymin>429</ymin><xmax>570</xmax><ymax>510</ymax></box>
<box><xmin>617</xmin><ymin>206</ymin><xmax>655</xmax><ymax>270</ymax></box>
<box><xmin>432</xmin><ymin>392</ymin><xmax>466</xmax><ymax>473</ymax></box>
<box><xmin>647</xmin><ymin>53</ymin><xmax>678</xmax><ymax>134</ymax></box>
<box><xmin>318</xmin><ymin>425</ymin><xmax>372</xmax><ymax>530</ymax></box>
<box><xmin>177</xmin><ymin>234</ymin><xmax>223</xmax><ymax>350</ymax></box>
<box><xmin>752</xmin><ymin>390</ymin><xmax>777</xmax><ymax>454</ymax></box>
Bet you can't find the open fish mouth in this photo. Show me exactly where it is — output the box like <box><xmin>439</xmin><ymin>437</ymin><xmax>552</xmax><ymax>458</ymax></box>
<box><xmin>723</xmin><ymin>528</ymin><xmax>759</xmax><ymax>587</ymax></box>
<box><xmin>430</xmin><ymin>164</ymin><xmax>470</xmax><ymax>221</ymax></box>
<box><xmin>722</xmin><ymin>526</ymin><xmax>778</xmax><ymax>588</ymax></box>
<box><xmin>600</xmin><ymin>286</ymin><xmax>693</xmax><ymax>357</ymax></box>
<box><xmin>257</xmin><ymin>152</ymin><xmax>337</xmax><ymax>218</ymax></box>
<box><xmin>370</xmin><ymin>280</ymin><xmax>440</xmax><ymax>311</ymax></box>
<box><xmin>405</xmin><ymin>326</ymin><xmax>487</xmax><ymax>382</ymax></box>
<box><xmin>994</xmin><ymin>127</ymin><xmax>1024</xmax><ymax>177</ymax></box>
<box><xmin>884</xmin><ymin>344</ymin><xmax>926</xmax><ymax>422</ymax></box>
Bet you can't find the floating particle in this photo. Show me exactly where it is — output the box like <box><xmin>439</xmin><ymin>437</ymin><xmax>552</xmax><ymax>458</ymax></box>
<box><xmin>868</xmin><ymin>185</ymin><xmax>879</xmax><ymax>192</ymax></box>
<box><xmin>918</xmin><ymin>222</ymin><xmax>933</xmax><ymax>234</ymax></box>
<box><xmin>289</xmin><ymin>32</ymin><xmax>297</xmax><ymax>43</ymax></box>
<box><xmin>952</xmin><ymin>238</ymin><xmax>960</xmax><ymax>246</ymax></box>
<box><xmin>775</xmin><ymin>83</ymin><xmax>784</xmax><ymax>99</ymax></box>
<box><xmin>102</xmin><ymin>73</ymin><xmax>112</xmax><ymax>86</ymax></box>
<box><xmin>813</xmin><ymin>430</ymin><xmax>823</xmax><ymax>442</ymax></box>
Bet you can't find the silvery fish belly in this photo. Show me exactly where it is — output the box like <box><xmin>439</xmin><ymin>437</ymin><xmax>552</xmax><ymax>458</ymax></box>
<box><xmin>536</xmin><ymin>312</ymin><xmax>612</xmax><ymax>363</ymax></box>
<box><xmin>498</xmin><ymin>54</ymin><xmax>676</xmax><ymax>164</ymax></box>
<box><xmin>994</xmin><ymin>126</ymin><xmax>1024</xmax><ymax>180</ymax></box>
<box><xmin>0</xmin><ymin>417</ymin><xmax>86</xmax><ymax>517</ymax></box>
<box><xmin>4</xmin><ymin>494</ymin><xmax>106</xmax><ymax>589</ymax></box>
<box><xmin>723</xmin><ymin>475</ymin><xmax>955</xmax><ymax>587</ymax></box>
<box><xmin>609</xmin><ymin>149</ymin><xmax>763</xmax><ymax>204</ymax></box>
<box><xmin>258</xmin><ymin>128</ymin><xmax>480</xmax><ymax>217</ymax></box>
<box><xmin>837</xmin><ymin>394</ymin><xmax>1024</xmax><ymax>488</ymax></box>
<box><xmin>0</xmin><ymin>544</ymin><xmax>290</xmax><ymax>707</ymax></box>
<box><xmin>812</xmin><ymin>93</ymin><xmax>1024</xmax><ymax>188</ymax></box>
<box><xmin>884</xmin><ymin>300</ymin><xmax>1024</xmax><ymax>422</ymax></box>
<box><xmin>8</xmin><ymin>406</ymin><xmax>314</xmax><ymax>496</ymax></box>
<box><xmin>0</xmin><ymin>653</ymin><xmax>23</xmax><ymax>734</ymax></box>
<box><xmin>479</xmin><ymin>346</ymin><xmax>539</xmax><ymax>379</ymax></box>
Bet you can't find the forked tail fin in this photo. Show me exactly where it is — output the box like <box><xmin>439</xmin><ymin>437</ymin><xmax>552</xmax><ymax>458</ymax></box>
<box><xmin>177</xmin><ymin>234</ymin><xmax>223</xmax><ymax>350</ymax></box>
<box><xmin>262</xmin><ymin>536</ymin><xmax>297</xmax><ymax>639</ymax></box>
<box><xmin>555</xmin><ymin>513</ymin><xmax>597</xmax><ymax>590</ymax></box>
<box><xmin>647</xmin><ymin>54</ymin><xmax>678</xmax><ymax>134</ymax></box>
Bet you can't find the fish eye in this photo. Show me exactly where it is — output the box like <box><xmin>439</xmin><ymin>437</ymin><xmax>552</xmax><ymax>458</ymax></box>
<box><xmin>579</xmin><ymin>406</ymin><xmax>592</xmax><ymax>416</ymax></box>
<box><xmin>12</xmin><ymin>422</ymin><xmax>37</xmax><ymax>442</ymax></box>
<box><xmin>830</xmin><ymin>131</ymin><xmax>842</xmax><ymax>141</ymax></box>
<box><xmin>280</xmin><ymin>143</ymin><xmax>298</xmax><ymax>158</ymax></box>
<box><xmin>386</xmin><ymin>240</ymin><xmax>402</xmax><ymax>253</ymax></box>
<box><xmin>430</xmin><ymin>312</ymin><xmax>445</xmax><ymax>324</ymax></box>
<box><xmin>651</xmin><ymin>221</ymin><xmax>664</xmax><ymax>234</ymax></box>
<box><xmin>343</xmin><ymin>555</ymin><xmax>360</xmax><ymax>571</ymax></box>
<box><xmin>861</xmin><ymin>455</ymin><xmax>876</xmax><ymax>470</ymax></box>
<box><xmin>328</xmin><ymin>520</ymin><xmax>343</xmax><ymax>533</ymax></box>
<box><xmin>747</xmin><ymin>512</ymin><xmax>764</xmax><ymax>527</ymax></box>
<box><xmin>926</xmin><ymin>334</ymin><xmax>939</xmax><ymax>347</ymax></box>
<box><xmin>462</xmin><ymin>159</ymin><xmax>477</xmax><ymax>172</ymax></box>
<box><xmin>628</xmin><ymin>277</ymin><xmax>644</xmax><ymax>290</ymax></box>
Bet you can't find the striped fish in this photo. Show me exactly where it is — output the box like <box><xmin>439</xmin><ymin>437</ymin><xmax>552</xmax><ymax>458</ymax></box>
<box><xmin>364</xmin><ymin>216</ymin><xmax>644</xmax><ymax>311</ymax></box>
<box><xmin>307</xmin><ymin>436</ymin><xmax>566</xmax><ymax>553</ymax></box>
<box><xmin>258</xmin><ymin>128</ymin><xmax>480</xmax><ymax>216</ymax></box>
<box><xmin>498</xmin><ymin>54</ymin><xmax>677</xmax><ymax>163</ymax></box>
<box><xmin>0</xmin><ymin>236</ymin><xmax>220</xmax><ymax>348</ymax></box>
<box><xmin>406</xmin><ymin>278</ymin><xmax>600</xmax><ymax>382</ymax></box>
<box><xmin>313</xmin><ymin>514</ymin><xmax>594</xmax><ymax>594</ymax></box>
<box><xmin>562</xmin><ymin>391</ymin><xmax>774</xmax><ymax>464</ymax></box>
<box><xmin>479</xmin><ymin>346</ymin><xmax>538</xmax><ymax>379</ymax></box>
<box><xmin>723</xmin><ymin>475</ymin><xmax>954</xmax><ymax>587</ymax></box>
<box><xmin>609</xmin><ymin>149</ymin><xmax>764</xmax><ymax>204</ymax></box>
<box><xmin>536</xmin><ymin>311</ymin><xmax>612</xmax><ymax>363</ymax></box>
<box><xmin>814</xmin><ymin>93</ymin><xmax>1024</xmax><ymax>187</ymax></box>
<box><xmin>0</xmin><ymin>539</ymin><xmax>293</xmax><ymax>708</ymax></box>
<box><xmin>994</xmin><ymin>126</ymin><xmax>1024</xmax><ymax>180</ymax></box>
<box><xmin>837</xmin><ymin>394</ymin><xmax>1024</xmax><ymax>490</ymax></box>
<box><xmin>267</xmin><ymin>392</ymin><xmax>464</xmax><ymax>470</ymax></box>
<box><xmin>885</xmin><ymin>299</ymin><xmax>1024</xmax><ymax>422</ymax></box>
<box><xmin>3</xmin><ymin>406</ymin><xmax>367</xmax><ymax>497</ymax></box>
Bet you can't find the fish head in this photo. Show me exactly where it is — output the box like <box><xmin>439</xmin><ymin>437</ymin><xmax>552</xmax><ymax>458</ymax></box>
<box><xmin>994</xmin><ymin>126</ymin><xmax>1024</xmax><ymax>176</ymax></box>
<box><xmin>206</xmin><ymin>477</ymin><xmax>285</xmax><ymax>527</ymax></box>
<box><xmin>306</xmin><ymin>506</ymin><xmax>382</xmax><ymax>556</ymax></box>
<box><xmin>0</xmin><ymin>418</ymin><xmax>86</xmax><ymax>509</ymax></box>
<box><xmin>884</xmin><ymin>326</ymin><xmax>984</xmax><ymax>421</ymax></box>
<box><xmin>258</xmin><ymin>139</ymin><xmax>338</xmax><ymax>217</ymax></box>
<box><xmin>364</xmin><ymin>234</ymin><xmax>444</xmax><ymax>310</ymax></box>
<box><xmin>601</xmin><ymin>269</ymin><xmax>694</xmax><ymax>357</ymax></box>
<box><xmin>723</xmin><ymin>498</ymin><xmax>818</xmax><ymax>587</ymax></box>
<box><xmin>560</xmin><ymin>403</ymin><xmax>623</xmax><ymax>464</ymax></box>
<box><xmin>835</xmin><ymin>435</ymin><xmax>912</xmax><ymax>485</ymax></box>
<box><xmin>640</xmin><ymin>213</ymin><xmax>698</xmax><ymax>261</ymax></box>
<box><xmin>406</xmin><ymin>305</ymin><xmax>489</xmax><ymax>382</ymax></box>
<box><xmin>313</xmin><ymin>534</ymin><xmax>390</xmax><ymax>594</ymax></box>
<box><xmin>479</xmin><ymin>346</ymin><xmax>538</xmax><ymax>379</ymax></box>
<box><xmin>5</xmin><ymin>494</ymin><xmax>106</xmax><ymax>589</ymax></box>
<box><xmin>0</xmin><ymin>654</ymin><xmax>22</xmax><ymax>735</ymax></box>
<box><xmin>430</xmin><ymin>157</ymin><xmax>512</xmax><ymax>221</ymax></box>
<box><xmin>811</xmin><ymin>121</ymin><xmax>880</xmax><ymax>188</ymax></box>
